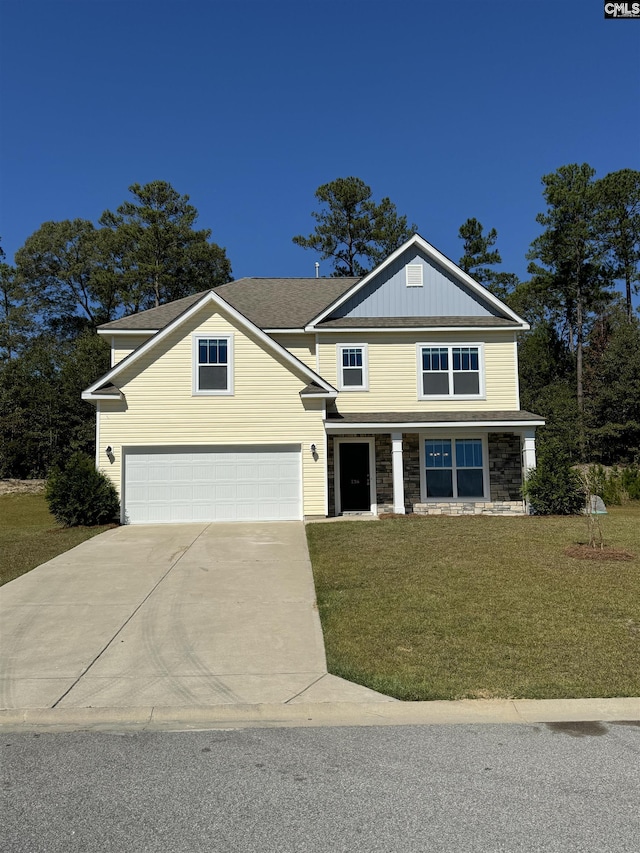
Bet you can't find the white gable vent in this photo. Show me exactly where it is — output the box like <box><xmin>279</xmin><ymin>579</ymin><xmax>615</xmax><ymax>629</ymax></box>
<box><xmin>406</xmin><ymin>264</ymin><xmax>423</xmax><ymax>287</ymax></box>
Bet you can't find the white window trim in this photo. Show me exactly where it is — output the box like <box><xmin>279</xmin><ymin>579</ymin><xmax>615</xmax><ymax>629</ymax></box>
<box><xmin>192</xmin><ymin>333</ymin><xmax>234</xmax><ymax>396</ymax></box>
<box><xmin>333</xmin><ymin>437</ymin><xmax>376</xmax><ymax>515</ymax></box>
<box><xmin>416</xmin><ymin>342</ymin><xmax>485</xmax><ymax>400</ymax></box>
<box><xmin>419</xmin><ymin>431</ymin><xmax>490</xmax><ymax>502</ymax></box>
<box><xmin>337</xmin><ymin>343</ymin><xmax>369</xmax><ymax>391</ymax></box>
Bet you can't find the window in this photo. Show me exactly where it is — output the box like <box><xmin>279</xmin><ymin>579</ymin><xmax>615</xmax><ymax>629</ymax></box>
<box><xmin>419</xmin><ymin>344</ymin><xmax>482</xmax><ymax>398</ymax></box>
<box><xmin>193</xmin><ymin>335</ymin><xmax>233</xmax><ymax>394</ymax></box>
<box><xmin>337</xmin><ymin>344</ymin><xmax>368</xmax><ymax>390</ymax></box>
<box><xmin>424</xmin><ymin>438</ymin><xmax>485</xmax><ymax>499</ymax></box>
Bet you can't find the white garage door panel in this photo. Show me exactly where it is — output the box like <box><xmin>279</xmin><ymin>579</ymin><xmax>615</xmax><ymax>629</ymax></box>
<box><xmin>124</xmin><ymin>447</ymin><xmax>302</xmax><ymax>524</ymax></box>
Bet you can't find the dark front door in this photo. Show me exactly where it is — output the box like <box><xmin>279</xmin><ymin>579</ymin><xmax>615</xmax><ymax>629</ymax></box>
<box><xmin>339</xmin><ymin>442</ymin><xmax>371</xmax><ymax>512</ymax></box>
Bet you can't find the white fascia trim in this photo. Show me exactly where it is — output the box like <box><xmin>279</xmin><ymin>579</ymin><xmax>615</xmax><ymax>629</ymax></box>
<box><xmin>84</xmin><ymin>291</ymin><xmax>337</xmax><ymax>396</ymax></box>
<box><xmin>306</xmin><ymin>233</ymin><xmax>530</xmax><ymax>328</ymax></box>
<box><xmin>82</xmin><ymin>391</ymin><xmax>125</xmax><ymax>402</ymax></box>
<box><xmin>264</xmin><ymin>328</ymin><xmax>307</xmax><ymax>334</ymax></box>
<box><xmin>301</xmin><ymin>392</ymin><xmax>338</xmax><ymax>399</ymax></box>
<box><xmin>97</xmin><ymin>328</ymin><xmax>158</xmax><ymax>337</ymax></box>
<box><xmin>325</xmin><ymin>419</ymin><xmax>546</xmax><ymax>432</ymax></box>
<box><xmin>308</xmin><ymin>323</ymin><xmax>529</xmax><ymax>333</ymax></box>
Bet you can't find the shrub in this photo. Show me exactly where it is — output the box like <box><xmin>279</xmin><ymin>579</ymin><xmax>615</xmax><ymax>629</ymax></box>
<box><xmin>584</xmin><ymin>464</ymin><xmax>640</xmax><ymax>505</ymax></box>
<box><xmin>523</xmin><ymin>445</ymin><xmax>584</xmax><ymax>515</ymax></box>
<box><xmin>46</xmin><ymin>452</ymin><xmax>120</xmax><ymax>527</ymax></box>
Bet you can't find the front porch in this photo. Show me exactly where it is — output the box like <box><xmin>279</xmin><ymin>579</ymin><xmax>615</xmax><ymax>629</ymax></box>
<box><xmin>324</xmin><ymin>411</ymin><xmax>545</xmax><ymax>518</ymax></box>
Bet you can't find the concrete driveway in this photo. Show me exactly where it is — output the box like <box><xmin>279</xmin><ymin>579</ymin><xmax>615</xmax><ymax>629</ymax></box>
<box><xmin>0</xmin><ymin>523</ymin><xmax>391</xmax><ymax>710</ymax></box>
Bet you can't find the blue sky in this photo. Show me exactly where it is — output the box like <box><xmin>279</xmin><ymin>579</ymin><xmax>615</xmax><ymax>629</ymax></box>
<box><xmin>1</xmin><ymin>0</ymin><xmax>639</xmax><ymax>295</ymax></box>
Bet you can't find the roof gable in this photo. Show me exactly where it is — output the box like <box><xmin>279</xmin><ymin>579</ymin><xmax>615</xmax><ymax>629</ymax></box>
<box><xmin>84</xmin><ymin>290</ymin><xmax>337</xmax><ymax>400</ymax></box>
<box><xmin>307</xmin><ymin>234</ymin><xmax>528</xmax><ymax>329</ymax></box>
<box><xmin>332</xmin><ymin>247</ymin><xmax>499</xmax><ymax>319</ymax></box>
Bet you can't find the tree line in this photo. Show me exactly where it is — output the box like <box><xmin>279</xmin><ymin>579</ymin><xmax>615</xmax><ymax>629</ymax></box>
<box><xmin>1</xmin><ymin>169</ymin><xmax>639</xmax><ymax>479</ymax></box>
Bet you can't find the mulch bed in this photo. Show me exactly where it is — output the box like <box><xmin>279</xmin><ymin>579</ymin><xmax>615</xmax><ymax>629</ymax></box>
<box><xmin>565</xmin><ymin>544</ymin><xmax>636</xmax><ymax>562</ymax></box>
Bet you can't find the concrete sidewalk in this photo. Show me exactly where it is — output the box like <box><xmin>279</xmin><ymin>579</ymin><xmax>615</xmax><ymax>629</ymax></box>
<box><xmin>0</xmin><ymin>523</ymin><xmax>390</xmax><ymax>713</ymax></box>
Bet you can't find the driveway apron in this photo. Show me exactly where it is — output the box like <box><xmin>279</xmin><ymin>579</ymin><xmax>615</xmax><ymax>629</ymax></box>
<box><xmin>0</xmin><ymin>523</ymin><xmax>388</xmax><ymax>709</ymax></box>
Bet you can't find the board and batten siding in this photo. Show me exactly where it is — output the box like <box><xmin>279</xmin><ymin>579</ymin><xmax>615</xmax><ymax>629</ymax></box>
<box><xmin>98</xmin><ymin>308</ymin><xmax>326</xmax><ymax>516</ymax></box>
<box><xmin>318</xmin><ymin>331</ymin><xmax>519</xmax><ymax>413</ymax></box>
<box><xmin>333</xmin><ymin>249</ymin><xmax>500</xmax><ymax>319</ymax></box>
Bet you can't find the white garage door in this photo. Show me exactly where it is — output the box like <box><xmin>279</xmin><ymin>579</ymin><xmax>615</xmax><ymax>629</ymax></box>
<box><xmin>123</xmin><ymin>446</ymin><xmax>302</xmax><ymax>523</ymax></box>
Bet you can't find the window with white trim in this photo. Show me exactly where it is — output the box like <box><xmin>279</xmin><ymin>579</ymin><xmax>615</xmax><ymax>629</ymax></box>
<box><xmin>337</xmin><ymin>344</ymin><xmax>368</xmax><ymax>390</ymax></box>
<box><xmin>419</xmin><ymin>344</ymin><xmax>482</xmax><ymax>398</ymax></box>
<box><xmin>193</xmin><ymin>335</ymin><xmax>233</xmax><ymax>394</ymax></box>
<box><xmin>424</xmin><ymin>437</ymin><xmax>485</xmax><ymax>499</ymax></box>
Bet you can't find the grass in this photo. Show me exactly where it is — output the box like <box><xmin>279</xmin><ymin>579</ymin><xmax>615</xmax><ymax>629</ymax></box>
<box><xmin>306</xmin><ymin>505</ymin><xmax>640</xmax><ymax>701</ymax></box>
<box><xmin>0</xmin><ymin>493</ymin><xmax>114</xmax><ymax>587</ymax></box>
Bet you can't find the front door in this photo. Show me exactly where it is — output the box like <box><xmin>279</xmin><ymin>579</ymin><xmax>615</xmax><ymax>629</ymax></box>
<box><xmin>339</xmin><ymin>442</ymin><xmax>371</xmax><ymax>512</ymax></box>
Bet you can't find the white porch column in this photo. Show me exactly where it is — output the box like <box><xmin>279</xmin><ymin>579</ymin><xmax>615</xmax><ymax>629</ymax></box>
<box><xmin>391</xmin><ymin>432</ymin><xmax>405</xmax><ymax>514</ymax></box>
<box><xmin>521</xmin><ymin>428</ymin><xmax>537</xmax><ymax>477</ymax></box>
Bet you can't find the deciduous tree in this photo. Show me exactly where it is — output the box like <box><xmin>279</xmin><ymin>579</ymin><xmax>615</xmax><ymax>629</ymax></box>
<box><xmin>15</xmin><ymin>219</ymin><xmax>119</xmax><ymax>334</ymax></box>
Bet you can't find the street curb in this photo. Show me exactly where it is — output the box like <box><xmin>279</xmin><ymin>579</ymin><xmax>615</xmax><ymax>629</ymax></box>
<box><xmin>1</xmin><ymin>697</ymin><xmax>638</xmax><ymax>733</ymax></box>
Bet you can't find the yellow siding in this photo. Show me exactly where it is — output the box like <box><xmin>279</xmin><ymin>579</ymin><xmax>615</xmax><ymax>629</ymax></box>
<box><xmin>98</xmin><ymin>308</ymin><xmax>326</xmax><ymax>515</ymax></box>
<box><xmin>112</xmin><ymin>334</ymin><xmax>154</xmax><ymax>366</ymax></box>
<box><xmin>317</xmin><ymin>331</ymin><xmax>519</xmax><ymax>413</ymax></box>
<box><xmin>271</xmin><ymin>333</ymin><xmax>316</xmax><ymax>370</ymax></box>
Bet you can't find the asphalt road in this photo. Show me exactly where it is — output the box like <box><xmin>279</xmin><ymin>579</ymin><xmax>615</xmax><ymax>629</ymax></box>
<box><xmin>2</xmin><ymin>722</ymin><xmax>639</xmax><ymax>852</ymax></box>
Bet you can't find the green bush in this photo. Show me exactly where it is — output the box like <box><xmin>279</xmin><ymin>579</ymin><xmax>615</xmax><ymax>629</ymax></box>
<box><xmin>45</xmin><ymin>452</ymin><xmax>120</xmax><ymax>527</ymax></box>
<box><xmin>523</xmin><ymin>446</ymin><xmax>585</xmax><ymax>515</ymax></box>
<box><xmin>585</xmin><ymin>464</ymin><xmax>640</xmax><ymax>505</ymax></box>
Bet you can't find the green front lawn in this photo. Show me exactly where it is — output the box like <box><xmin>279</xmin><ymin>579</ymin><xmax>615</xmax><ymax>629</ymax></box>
<box><xmin>0</xmin><ymin>493</ymin><xmax>114</xmax><ymax>587</ymax></box>
<box><xmin>306</xmin><ymin>506</ymin><xmax>640</xmax><ymax>700</ymax></box>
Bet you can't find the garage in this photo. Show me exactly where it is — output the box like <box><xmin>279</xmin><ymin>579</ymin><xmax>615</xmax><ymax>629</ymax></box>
<box><xmin>123</xmin><ymin>446</ymin><xmax>302</xmax><ymax>523</ymax></box>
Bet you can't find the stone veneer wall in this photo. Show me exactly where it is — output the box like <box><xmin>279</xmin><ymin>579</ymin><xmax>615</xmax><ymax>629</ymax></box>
<box><xmin>328</xmin><ymin>431</ymin><xmax>525</xmax><ymax>517</ymax></box>
<box><xmin>488</xmin><ymin>432</ymin><xmax>523</xmax><ymax>501</ymax></box>
<box><xmin>414</xmin><ymin>501</ymin><xmax>524</xmax><ymax>516</ymax></box>
<box><xmin>403</xmin><ymin>434</ymin><xmax>421</xmax><ymax>511</ymax></box>
<box><xmin>374</xmin><ymin>434</ymin><xmax>393</xmax><ymax>510</ymax></box>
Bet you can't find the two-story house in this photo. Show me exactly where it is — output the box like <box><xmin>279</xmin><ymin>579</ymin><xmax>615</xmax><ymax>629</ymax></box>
<box><xmin>82</xmin><ymin>234</ymin><xmax>544</xmax><ymax>524</ymax></box>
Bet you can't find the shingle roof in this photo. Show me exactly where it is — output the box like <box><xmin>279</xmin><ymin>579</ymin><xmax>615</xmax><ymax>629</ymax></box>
<box><xmin>217</xmin><ymin>277</ymin><xmax>360</xmax><ymax>328</ymax></box>
<box><xmin>98</xmin><ymin>278</ymin><xmax>361</xmax><ymax>332</ymax></box>
<box><xmin>317</xmin><ymin>316</ymin><xmax>520</xmax><ymax>329</ymax></box>
<box><xmin>325</xmin><ymin>410</ymin><xmax>545</xmax><ymax>424</ymax></box>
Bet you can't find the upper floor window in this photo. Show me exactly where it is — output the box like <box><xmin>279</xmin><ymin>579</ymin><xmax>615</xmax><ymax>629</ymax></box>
<box><xmin>418</xmin><ymin>344</ymin><xmax>483</xmax><ymax>398</ymax></box>
<box><xmin>193</xmin><ymin>335</ymin><xmax>233</xmax><ymax>395</ymax></box>
<box><xmin>337</xmin><ymin>344</ymin><xmax>368</xmax><ymax>391</ymax></box>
